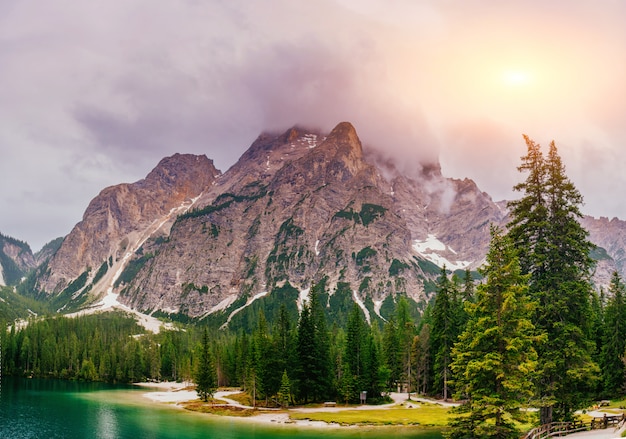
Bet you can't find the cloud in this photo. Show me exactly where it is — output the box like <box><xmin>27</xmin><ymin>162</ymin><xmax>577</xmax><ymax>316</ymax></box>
<box><xmin>0</xmin><ymin>0</ymin><xmax>625</xmax><ymax>250</ymax></box>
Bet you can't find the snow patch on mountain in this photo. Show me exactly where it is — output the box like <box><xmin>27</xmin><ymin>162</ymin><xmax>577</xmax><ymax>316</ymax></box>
<box><xmin>412</xmin><ymin>234</ymin><xmax>470</xmax><ymax>271</ymax></box>
<box><xmin>221</xmin><ymin>291</ymin><xmax>269</xmax><ymax>329</ymax></box>
<box><xmin>297</xmin><ymin>287</ymin><xmax>310</xmax><ymax>313</ymax></box>
<box><xmin>304</xmin><ymin>133</ymin><xmax>318</xmax><ymax>148</ymax></box>
<box><xmin>353</xmin><ymin>290</ymin><xmax>371</xmax><ymax>324</ymax></box>
<box><xmin>373</xmin><ymin>299</ymin><xmax>386</xmax><ymax>322</ymax></box>
<box><xmin>210</xmin><ymin>295</ymin><xmax>238</xmax><ymax>314</ymax></box>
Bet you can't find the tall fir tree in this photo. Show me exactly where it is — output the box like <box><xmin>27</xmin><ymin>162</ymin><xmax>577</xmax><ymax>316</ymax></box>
<box><xmin>345</xmin><ymin>303</ymin><xmax>367</xmax><ymax>399</ymax></box>
<box><xmin>277</xmin><ymin>370</ymin><xmax>292</xmax><ymax>407</ymax></box>
<box><xmin>507</xmin><ymin>136</ymin><xmax>598</xmax><ymax>423</ymax></box>
<box><xmin>431</xmin><ymin>266</ymin><xmax>461</xmax><ymax>400</ymax></box>
<box><xmin>295</xmin><ymin>284</ymin><xmax>331</xmax><ymax>403</ymax></box>
<box><xmin>396</xmin><ymin>296</ymin><xmax>416</xmax><ymax>395</ymax></box>
<box><xmin>382</xmin><ymin>317</ymin><xmax>401</xmax><ymax>390</ymax></box>
<box><xmin>413</xmin><ymin>323</ymin><xmax>431</xmax><ymax>395</ymax></box>
<box><xmin>601</xmin><ymin>272</ymin><xmax>626</xmax><ymax>395</ymax></box>
<box><xmin>194</xmin><ymin>327</ymin><xmax>217</xmax><ymax>402</ymax></box>
<box><xmin>448</xmin><ymin>226</ymin><xmax>540</xmax><ymax>439</ymax></box>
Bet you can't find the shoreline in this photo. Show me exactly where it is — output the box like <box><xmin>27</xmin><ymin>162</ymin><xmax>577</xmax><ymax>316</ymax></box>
<box><xmin>133</xmin><ymin>382</ymin><xmax>343</xmax><ymax>428</ymax></box>
<box><xmin>133</xmin><ymin>382</ymin><xmax>443</xmax><ymax>430</ymax></box>
<box><xmin>135</xmin><ymin>381</ymin><xmax>198</xmax><ymax>405</ymax></box>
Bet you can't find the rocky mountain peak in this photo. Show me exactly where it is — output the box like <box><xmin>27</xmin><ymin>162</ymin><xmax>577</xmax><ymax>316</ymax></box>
<box><xmin>273</xmin><ymin>121</ymin><xmax>367</xmax><ymax>188</ymax></box>
<box><xmin>37</xmin><ymin>153</ymin><xmax>219</xmax><ymax>295</ymax></box>
<box><xmin>318</xmin><ymin>121</ymin><xmax>363</xmax><ymax>159</ymax></box>
<box><xmin>139</xmin><ymin>153</ymin><xmax>218</xmax><ymax>195</ymax></box>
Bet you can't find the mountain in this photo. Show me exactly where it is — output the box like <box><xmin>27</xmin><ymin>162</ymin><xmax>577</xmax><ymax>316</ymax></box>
<box><xmin>26</xmin><ymin>123</ymin><xmax>500</xmax><ymax>325</ymax></box>
<box><xmin>24</xmin><ymin>122</ymin><xmax>626</xmax><ymax>327</ymax></box>
<box><xmin>34</xmin><ymin>153</ymin><xmax>220</xmax><ymax>310</ymax></box>
<box><xmin>581</xmin><ymin>216</ymin><xmax>626</xmax><ymax>288</ymax></box>
<box><xmin>0</xmin><ymin>233</ymin><xmax>35</xmax><ymax>286</ymax></box>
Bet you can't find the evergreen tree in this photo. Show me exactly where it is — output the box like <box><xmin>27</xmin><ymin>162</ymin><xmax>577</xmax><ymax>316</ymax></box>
<box><xmin>601</xmin><ymin>272</ymin><xmax>626</xmax><ymax>395</ymax></box>
<box><xmin>277</xmin><ymin>370</ymin><xmax>292</xmax><ymax>407</ymax></box>
<box><xmin>396</xmin><ymin>297</ymin><xmax>415</xmax><ymax>396</ymax></box>
<box><xmin>413</xmin><ymin>323</ymin><xmax>431</xmax><ymax>395</ymax></box>
<box><xmin>462</xmin><ymin>269</ymin><xmax>475</xmax><ymax>302</ymax></box>
<box><xmin>195</xmin><ymin>328</ymin><xmax>217</xmax><ymax>402</ymax></box>
<box><xmin>252</xmin><ymin>310</ymin><xmax>282</xmax><ymax>404</ymax></box>
<box><xmin>382</xmin><ymin>317</ymin><xmax>401</xmax><ymax>390</ymax></box>
<box><xmin>345</xmin><ymin>303</ymin><xmax>367</xmax><ymax>399</ymax></box>
<box><xmin>431</xmin><ymin>266</ymin><xmax>460</xmax><ymax>400</ymax></box>
<box><xmin>295</xmin><ymin>285</ymin><xmax>331</xmax><ymax>403</ymax></box>
<box><xmin>274</xmin><ymin>303</ymin><xmax>295</xmax><ymax>375</ymax></box>
<box><xmin>366</xmin><ymin>333</ymin><xmax>384</xmax><ymax>400</ymax></box>
<box><xmin>338</xmin><ymin>361</ymin><xmax>356</xmax><ymax>405</ymax></box>
<box><xmin>588</xmin><ymin>288</ymin><xmax>605</xmax><ymax>385</ymax></box>
<box><xmin>448</xmin><ymin>226</ymin><xmax>540</xmax><ymax>439</ymax></box>
<box><xmin>507</xmin><ymin>136</ymin><xmax>599</xmax><ymax>423</ymax></box>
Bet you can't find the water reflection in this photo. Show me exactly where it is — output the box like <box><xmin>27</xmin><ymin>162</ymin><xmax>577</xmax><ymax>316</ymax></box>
<box><xmin>97</xmin><ymin>405</ymin><xmax>118</xmax><ymax>439</ymax></box>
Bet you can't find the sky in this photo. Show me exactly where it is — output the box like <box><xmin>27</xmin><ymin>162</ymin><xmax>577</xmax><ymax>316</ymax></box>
<box><xmin>1</xmin><ymin>1</ymin><xmax>625</xmax><ymax>251</ymax></box>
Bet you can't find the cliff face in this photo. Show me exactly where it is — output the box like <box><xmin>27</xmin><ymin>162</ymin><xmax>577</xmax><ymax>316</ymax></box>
<box><xmin>112</xmin><ymin>122</ymin><xmax>504</xmax><ymax>320</ymax></box>
<box><xmin>36</xmin><ymin>153</ymin><xmax>220</xmax><ymax>295</ymax></box>
<box><xmin>0</xmin><ymin>234</ymin><xmax>35</xmax><ymax>286</ymax></box>
<box><xmin>580</xmin><ymin>216</ymin><xmax>626</xmax><ymax>288</ymax></box>
<box><xmin>120</xmin><ymin>123</ymin><xmax>418</xmax><ymax>318</ymax></box>
<box><xmin>33</xmin><ymin>121</ymin><xmax>624</xmax><ymax>323</ymax></box>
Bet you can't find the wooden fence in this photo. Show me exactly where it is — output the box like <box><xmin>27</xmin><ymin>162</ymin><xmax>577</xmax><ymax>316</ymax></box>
<box><xmin>523</xmin><ymin>414</ymin><xmax>625</xmax><ymax>439</ymax></box>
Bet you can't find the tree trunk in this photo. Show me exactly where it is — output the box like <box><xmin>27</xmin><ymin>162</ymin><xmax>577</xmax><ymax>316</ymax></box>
<box><xmin>540</xmin><ymin>406</ymin><xmax>553</xmax><ymax>425</ymax></box>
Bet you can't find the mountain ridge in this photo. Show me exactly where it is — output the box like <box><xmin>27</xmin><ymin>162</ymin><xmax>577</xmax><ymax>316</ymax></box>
<box><xmin>3</xmin><ymin>122</ymin><xmax>625</xmax><ymax>327</ymax></box>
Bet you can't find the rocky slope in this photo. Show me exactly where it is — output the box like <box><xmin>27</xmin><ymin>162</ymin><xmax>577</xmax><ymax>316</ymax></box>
<box><xmin>112</xmin><ymin>122</ymin><xmax>503</xmax><ymax>322</ymax></box>
<box><xmin>581</xmin><ymin>216</ymin><xmax>626</xmax><ymax>289</ymax></box>
<box><xmin>28</xmin><ymin>121</ymin><xmax>626</xmax><ymax>325</ymax></box>
<box><xmin>0</xmin><ymin>233</ymin><xmax>35</xmax><ymax>286</ymax></box>
<box><xmin>35</xmin><ymin>153</ymin><xmax>220</xmax><ymax>301</ymax></box>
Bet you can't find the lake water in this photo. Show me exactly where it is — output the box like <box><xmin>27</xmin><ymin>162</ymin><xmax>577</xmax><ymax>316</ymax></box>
<box><xmin>0</xmin><ymin>377</ymin><xmax>442</xmax><ymax>438</ymax></box>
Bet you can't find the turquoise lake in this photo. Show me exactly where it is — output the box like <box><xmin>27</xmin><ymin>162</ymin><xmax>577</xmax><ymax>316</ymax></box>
<box><xmin>0</xmin><ymin>377</ymin><xmax>442</xmax><ymax>438</ymax></box>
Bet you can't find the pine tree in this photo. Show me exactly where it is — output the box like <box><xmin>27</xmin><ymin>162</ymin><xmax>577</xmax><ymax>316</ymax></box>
<box><xmin>277</xmin><ymin>370</ymin><xmax>292</xmax><ymax>407</ymax></box>
<box><xmin>195</xmin><ymin>328</ymin><xmax>217</xmax><ymax>402</ymax></box>
<box><xmin>274</xmin><ymin>303</ymin><xmax>295</xmax><ymax>375</ymax></box>
<box><xmin>309</xmin><ymin>287</ymin><xmax>332</xmax><ymax>401</ymax></box>
<box><xmin>462</xmin><ymin>269</ymin><xmax>475</xmax><ymax>302</ymax></box>
<box><xmin>382</xmin><ymin>317</ymin><xmax>400</xmax><ymax>390</ymax></box>
<box><xmin>507</xmin><ymin>136</ymin><xmax>599</xmax><ymax>423</ymax></box>
<box><xmin>396</xmin><ymin>297</ymin><xmax>415</xmax><ymax>396</ymax></box>
<box><xmin>431</xmin><ymin>266</ymin><xmax>460</xmax><ymax>400</ymax></box>
<box><xmin>345</xmin><ymin>303</ymin><xmax>367</xmax><ymax>398</ymax></box>
<box><xmin>295</xmin><ymin>285</ymin><xmax>331</xmax><ymax>403</ymax></box>
<box><xmin>413</xmin><ymin>323</ymin><xmax>431</xmax><ymax>395</ymax></box>
<box><xmin>601</xmin><ymin>272</ymin><xmax>626</xmax><ymax>395</ymax></box>
<box><xmin>448</xmin><ymin>226</ymin><xmax>540</xmax><ymax>439</ymax></box>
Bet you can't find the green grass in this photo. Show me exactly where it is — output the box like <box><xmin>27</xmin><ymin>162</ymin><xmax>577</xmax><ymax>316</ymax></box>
<box><xmin>289</xmin><ymin>403</ymin><xmax>452</xmax><ymax>426</ymax></box>
<box><xmin>225</xmin><ymin>392</ymin><xmax>253</xmax><ymax>407</ymax></box>
<box><xmin>181</xmin><ymin>400</ymin><xmax>257</xmax><ymax>417</ymax></box>
<box><xmin>599</xmin><ymin>397</ymin><xmax>626</xmax><ymax>410</ymax></box>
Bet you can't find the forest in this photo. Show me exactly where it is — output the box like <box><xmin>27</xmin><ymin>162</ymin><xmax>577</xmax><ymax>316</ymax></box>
<box><xmin>2</xmin><ymin>137</ymin><xmax>626</xmax><ymax>438</ymax></box>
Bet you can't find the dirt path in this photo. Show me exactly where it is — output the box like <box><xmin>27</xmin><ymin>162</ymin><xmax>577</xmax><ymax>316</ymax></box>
<box><xmin>563</xmin><ymin>427</ymin><xmax>623</xmax><ymax>438</ymax></box>
<box><xmin>213</xmin><ymin>390</ymin><xmax>252</xmax><ymax>409</ymax></box>
<box><xmin>213</xmin><ymin>391</ymin><xmax>455</xmax><ymax>413</ymax></box>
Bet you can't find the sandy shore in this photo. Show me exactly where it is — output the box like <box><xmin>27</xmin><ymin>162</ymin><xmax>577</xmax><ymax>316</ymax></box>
<box><xmin>135</xmin><ymin>381</ymin><xmax>198</xmax><ymax>404</ymax></box>
<box><xmin>134</xmin><ymin>382</ymin><xmax>370</xmax><ymax>427</ymax></box>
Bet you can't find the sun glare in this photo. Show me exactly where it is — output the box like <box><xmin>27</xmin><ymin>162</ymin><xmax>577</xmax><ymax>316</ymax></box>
<box><xmin>502</xmin><ymin>69</ymin><xmax>532</xmax><ymax>86</ymax></box>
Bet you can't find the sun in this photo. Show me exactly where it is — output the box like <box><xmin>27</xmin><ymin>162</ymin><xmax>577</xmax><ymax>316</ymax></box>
<box><xmin>502</xmin><ymin>69</ymin><xmax>532</xmax><ymax>87</ymax></box>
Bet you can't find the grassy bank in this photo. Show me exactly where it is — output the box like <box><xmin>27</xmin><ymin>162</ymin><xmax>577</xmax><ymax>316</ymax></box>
<box><xmin>289</xmin><ymin>403</ymin><xmax>452</xmax><ymax>427</ymax></box>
